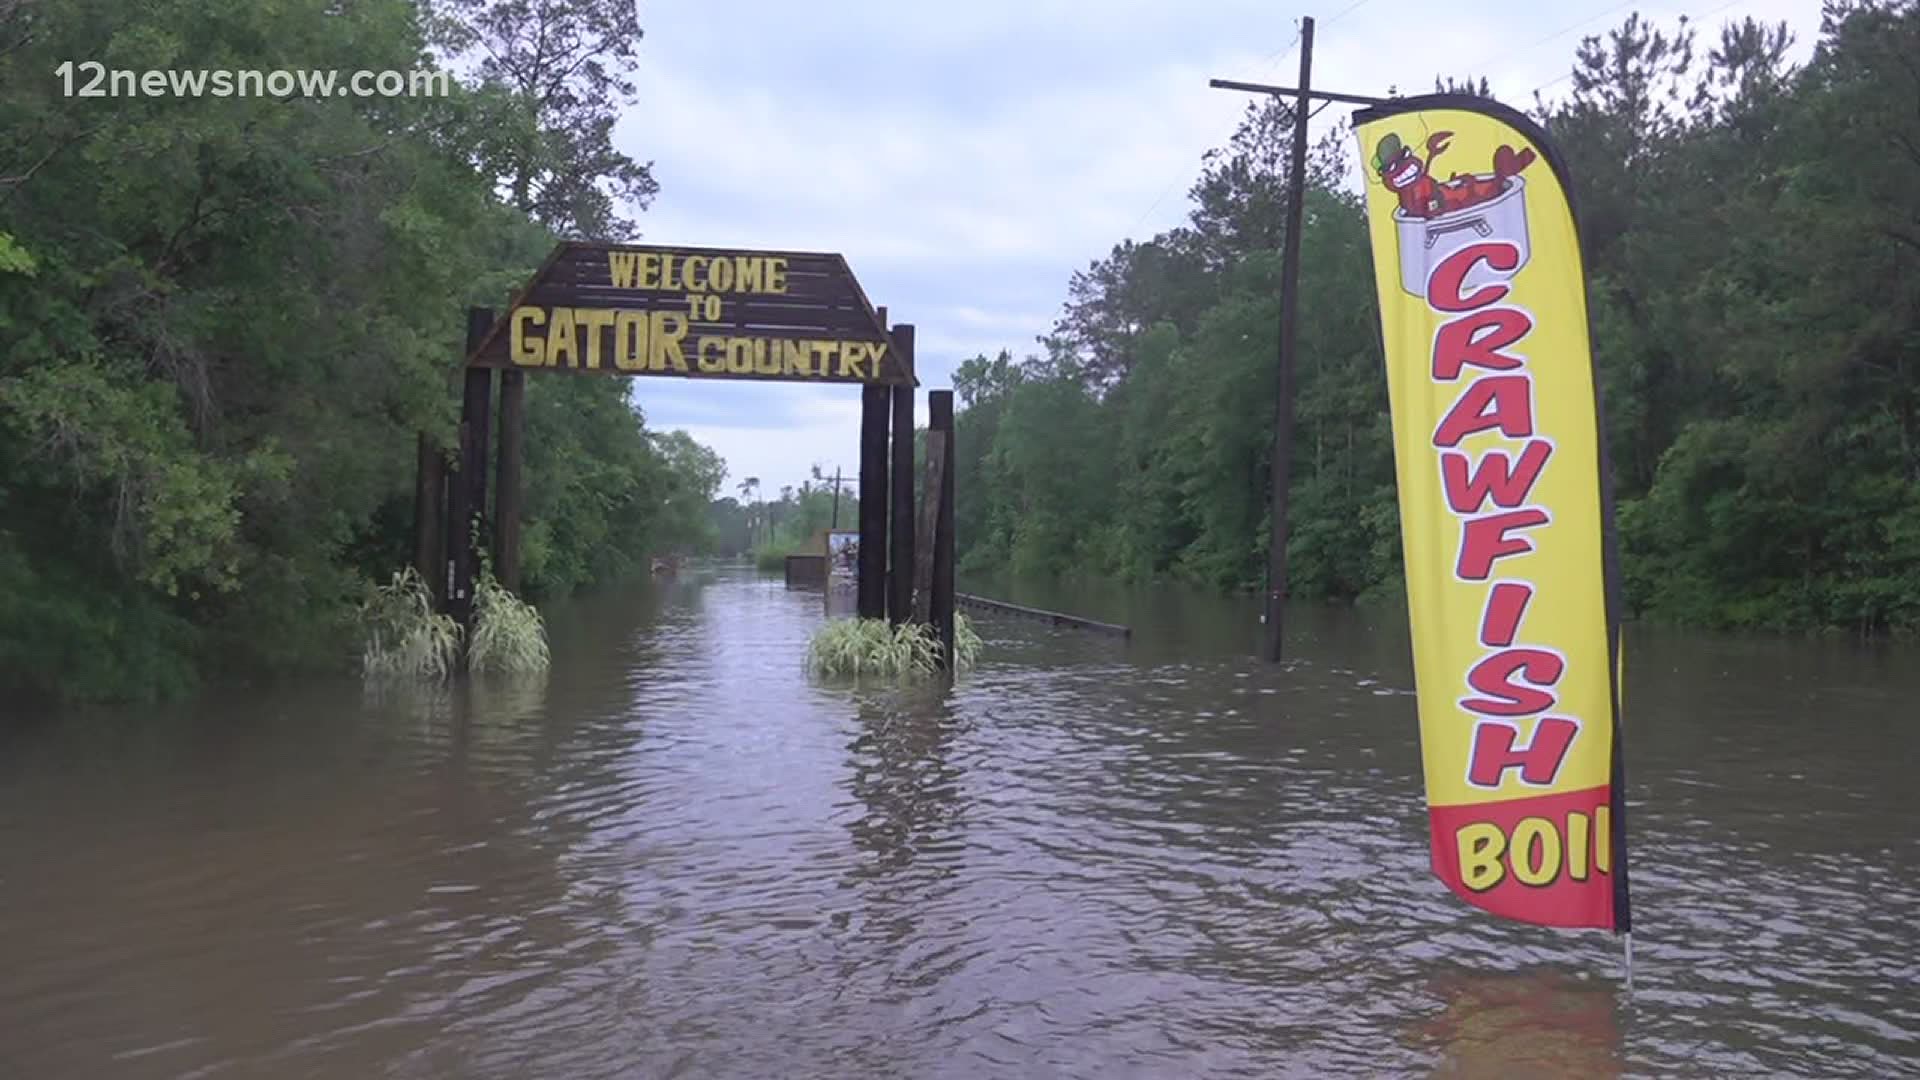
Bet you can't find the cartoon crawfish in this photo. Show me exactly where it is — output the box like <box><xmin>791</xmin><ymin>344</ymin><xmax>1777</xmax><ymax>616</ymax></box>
<box><xmin>1372</xmin><ymin>131</ymin><xmax>1536</xmax><ymax>219</ymax></box>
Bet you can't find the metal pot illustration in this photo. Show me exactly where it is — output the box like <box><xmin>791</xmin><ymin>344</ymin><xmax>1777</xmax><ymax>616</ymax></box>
<box><xmin>1395</xmin><ymin>174</ymin><xmax>1530</xmax><ymax>297</ymax></box>
<box><xmin>1370</xmin><ymin>131</ymin><xmax>1538</xmax><ymax>298</ymax></box>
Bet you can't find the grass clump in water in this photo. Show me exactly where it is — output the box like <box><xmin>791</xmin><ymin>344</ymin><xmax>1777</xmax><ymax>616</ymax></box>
<box><xmin>807</xmin><ymin>614</ymin><xmax>980</xmax><ymax>679</ymax></box>
<box><xmin>953</xmin><ymin>612</ymin><xmax>982</xmax><ymax>670</ymax></box>
<box><xmin>360</xmin><ymin>567</ymin><xmax>462</xmax><ymax>680</ymax></box>
<box><xmin>360</xmin><ymin>568</ymin><xmax>551</xmax><ymax>680</ymax></box>
<box><xmin>468</xmin><ymin>573</ymin><xmax>551</xmax><ymax>676</ymax></box>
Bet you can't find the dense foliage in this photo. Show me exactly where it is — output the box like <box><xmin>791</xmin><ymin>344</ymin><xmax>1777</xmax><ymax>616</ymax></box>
<box><xmin>953</xmin><ymin>2</ymin><xmax>1920</xmax><ymax>635</ymax></box>
<box><xmin>0</xmin><ymin>0</ymin><xmax>722</xmax><ymax>701</ymax></box>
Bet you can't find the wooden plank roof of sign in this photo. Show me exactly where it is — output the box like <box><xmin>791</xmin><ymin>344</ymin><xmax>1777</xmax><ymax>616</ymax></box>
<box><xmin>464</xmin><ymin>240</ymin><xmax>917</xmax><ymax>386</ymax></box>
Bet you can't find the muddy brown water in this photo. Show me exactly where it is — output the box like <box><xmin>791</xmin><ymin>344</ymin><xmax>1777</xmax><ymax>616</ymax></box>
<box><xmin>2</xmin><ymin>565</ymin><xmax>1916</xmax><ymax>1078</ymax></box>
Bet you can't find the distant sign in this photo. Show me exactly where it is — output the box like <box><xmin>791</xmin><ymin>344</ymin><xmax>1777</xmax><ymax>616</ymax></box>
<box><xmin>828</xmin><ymin>530</ymin><xmax>859</xmax><ymax>583</ymax></box>
<box><xmin>466</xmin><ymin>241</ymin><xmax>913</xmax><ymax>385</ymax></box>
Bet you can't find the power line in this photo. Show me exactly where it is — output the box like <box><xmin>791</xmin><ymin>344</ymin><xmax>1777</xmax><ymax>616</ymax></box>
<box><xmin>1267</xmin><ymin>0</ymin><xmax>1370</xmax><ymax>74</ymax></box>
<box><xmin>1524</xmin><ymin>0</ymin><xmax>1761</xmax><ymax>101</ymax></box>
<box><xmin>1125</xmin><ymin>170</ymin><xmax>1191</xmax><ymax>241</ymax></box>
<box><xmin>1128</xmin><ymin>1</ymin><xmax>1379</xmax><ymax>243</ymax></box>
<box><xmin>1128</xmin><ymin>15</ymin><xmax>1301</xmax><ymax>240</ymax></box>
<box><xmin>1528</xmin><ymin>71</ymin><xmax>1575</xmax><ymax>97</ymax></box>
<box><xmin>1688</xmin><ymin>0</ymin><xmax>1760</xmax><ymax>25</ymax></box>
<box><xmin>1323</xmin><ymin>0</ymin><xmax>1376</xmax><ymax>28</ymax></box>
<box><xmin>1458</xmin><ymin>0</ymin><xmax>1643</xmax><ymax>82</ymax></box>
<box><xmin>1260</xmin><ymin>21</ymin><xmax>1305</xmax><ymax>73</ymax></box>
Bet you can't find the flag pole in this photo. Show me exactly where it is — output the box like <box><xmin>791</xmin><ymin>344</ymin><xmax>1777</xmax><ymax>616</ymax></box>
<box><xmin>1619</xmin><ymin>632</ymin><xmax>1633</xmax><ymax>997</ymax></box>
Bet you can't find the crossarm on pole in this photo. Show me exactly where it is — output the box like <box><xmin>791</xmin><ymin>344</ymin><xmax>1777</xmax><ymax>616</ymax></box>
<box><xmin>1206</xmin><ymin>78</ymin><xmax>1396</xmax><ymax>107</ymax></box>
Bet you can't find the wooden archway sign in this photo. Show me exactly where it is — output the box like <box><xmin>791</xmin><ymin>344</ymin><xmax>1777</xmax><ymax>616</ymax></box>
<box><xmin>410</xmin><ymin>242</ymin><xmax>957</xmax><ymax>666</ymax></box>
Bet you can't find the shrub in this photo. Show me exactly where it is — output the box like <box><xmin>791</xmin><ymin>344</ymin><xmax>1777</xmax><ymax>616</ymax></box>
<box><xmin>359</xmin><ymin>568</ymin><xmax>551</xmax><ymax>680</ymax></box>
<box><xmin>468</xmin><ymin>573</ymin><xmax>551</xmax><ymax>675</ymax></box>
<box><xmin>806</xmin><ymin>614</ymin><xmax>980</xmax><ymax>679</ymax></box>
<box><xmin>360</xmin><ymin>567</ymin><xmax>461</xmax><ymax>680</ymax></box>
<box><xmin>954</xmin><ymin>612</ymin><xmax>983</xmax><ymax>670</ymax></box>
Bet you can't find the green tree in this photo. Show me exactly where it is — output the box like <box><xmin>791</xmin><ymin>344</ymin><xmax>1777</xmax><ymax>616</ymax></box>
<box><xmin>950</xmin><ymin>1</ymin><xmax>1920</xmax><ymax>635</ymax></box>
<box><xmin>426</xmin><ymin>0</ymin><xmax>658</xmax><ymax>239</ymax></box>
<box><xmin>0</xmin><ymin>0</ymin><xmax>721</xmax><ymax>702</ymax></box>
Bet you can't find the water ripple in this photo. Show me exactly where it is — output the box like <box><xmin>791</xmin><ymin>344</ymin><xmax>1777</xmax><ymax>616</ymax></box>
<box><xmin>1</xmin><ymin>570</ymin><xmax>1917</xmax><ymax>1078</ymax></box>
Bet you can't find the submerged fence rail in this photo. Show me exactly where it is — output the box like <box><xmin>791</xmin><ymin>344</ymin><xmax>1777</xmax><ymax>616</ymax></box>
<box><xmin>954</xmin><ymin>593</ymin><xmax>1131</xmax><ymax>638</ymax></box>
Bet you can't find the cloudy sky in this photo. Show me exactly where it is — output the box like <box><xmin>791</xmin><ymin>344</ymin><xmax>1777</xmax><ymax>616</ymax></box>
<box><xmin>614</xmin><ymin>0</ymin><xmax>1823</xmax><ymax>498</ymax></box>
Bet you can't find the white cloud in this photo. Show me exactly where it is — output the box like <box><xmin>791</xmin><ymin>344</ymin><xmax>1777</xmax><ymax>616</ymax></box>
<box><xmin>627</xmin><ymin>57</ymin><xmax>1258</xmax><ymax>263</ymax></box>
<box><xmin>664</xmin><ymin>387</ymin><xmax>873</xmax><ymax>496</ymax></box>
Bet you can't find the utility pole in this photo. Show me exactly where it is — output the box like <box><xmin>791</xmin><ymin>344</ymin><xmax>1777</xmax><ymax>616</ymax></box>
<box><xmin>1212</xmin><ymin>17</ymin><xmax>1400</xmax><ymax>663</ymax></box>
<box><xmin>1258</xmin><ymin>15</ymin><xmax>1313</xmax><ymax>662</ymax></box>
<box><xmin>831</xmin><ymin>466</ymin><xmax>844</xmax><ymax>529</ymax></box>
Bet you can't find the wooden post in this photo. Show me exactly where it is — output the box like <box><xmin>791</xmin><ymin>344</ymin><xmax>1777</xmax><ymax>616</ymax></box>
<box><xmin>444</xmin><ymin>413</ymin><xmax>473</xmax><ymax>621</ymax></box>
<box><xmin>913</xmin><ymin>430</ymin><xmax>946</xmax><ymax>625</ymax></box>
<box><xmin>412</xmin><ymin>432</ymin><xmax>445</xmax><ymax>597</ymax></box>
<box><xmin>887</xmin><ymin>324</ymin><xmax>916</xmax><ymax>626</ymax></box>
<box><xmin>446</xmin><ymin>308</ymin><xmax>494</xmax><ymax>630</ymax></box>
<box><xmin>493</xmin><ymin>368</ymin><xmax>526</xmax><ymax>593</ymax></box>
<box><xmin>929</xmin><ymin>390</ymin><xmax>956</xmax><ymax>669</ymax></box>
<box><xmin>1262</xmin><ymin>16</ymin><xmax>1313</xmax><ymax>663</ymax></box>
<box><xmin>858</xmin><ymin>382</ymin><xmax>889</xmax><ymax>620</ymax></box>
<box><xmin>466</xmin><ymin>381</ymin><xmax>494</xmax><ymax>548</ymax></box>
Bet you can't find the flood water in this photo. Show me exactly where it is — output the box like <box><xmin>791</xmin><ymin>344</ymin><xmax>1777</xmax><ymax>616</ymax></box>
<box><xmin>2</xmin><ymin>564</ymin><xmax>1917</xmax><ymax>1078</ymax></box>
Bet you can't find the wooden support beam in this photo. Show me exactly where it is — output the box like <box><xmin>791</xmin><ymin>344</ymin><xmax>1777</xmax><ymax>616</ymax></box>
<box><xmin>412</xmin><ymin>431</ymin><xmax>445</xmax><ymax>598</ymax></box>
<box><xmin>466</xmin><ymin>374</ymin><xmax>494</xmax><ymax>550</ymax></box>
<box><xmin>929</xmin><ymin>389</ymin><xmax>956</xmax><ymax>670</ymax></box>
<box><xmin>857</xmin><ymin>381</ymin><xmax>890</xmax><ymax>620</ymax></box>
<box><xmin>444</xmin><ymin>415</ymin><xmax>473</xmax><ymax>621</ymax></box>
<box><xmin>1206</xmin><ymin>77</ymin><xmax>1391</xmax><ymax>107</ymax></box>
<box><xmin>492</xmin><ymin>368</ymin><xmax>526</xmax><ymax>593</ymax></box>
<box><xmin>446</xmin><ymin>308</ymin><xmax>494</xmax><ymax>630</ymax></box>
<box><xmin>887</xmin><ymin>324</ymin><xmax>916</xmax><ymax>625</ymax></box>
<box><xmin>913</xmin><ymin>429</ymin><xmax>946</xmax><ymax>625</ymax></box>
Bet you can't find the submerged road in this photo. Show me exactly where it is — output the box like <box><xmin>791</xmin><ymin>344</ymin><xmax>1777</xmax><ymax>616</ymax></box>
<box><xmin>2</xmin><ymin>565</ymin><xmax>1916</xmax><ymax>1077</ymax></box>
